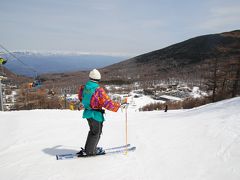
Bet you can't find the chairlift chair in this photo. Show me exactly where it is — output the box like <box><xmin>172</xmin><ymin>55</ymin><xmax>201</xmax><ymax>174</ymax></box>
<box><xmin>32</xmin><ymin>79</ymin><xmax>42</xmax><ymax>88</ymax></box>
<box><xmin>0</xmin><ymin>57</ymin><xmax>7</xmax><ymax>76</ymax></box>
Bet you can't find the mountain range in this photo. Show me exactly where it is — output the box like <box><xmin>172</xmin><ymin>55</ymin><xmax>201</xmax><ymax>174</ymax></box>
<box><xmin>2</xmin><ymin>52</ymin><xmax>127</xmax><ymax>76</ymax></box>
<box><xmin>2</xmin><ymin>29</ymin><xmax>240</xmax><ymax>88</ymax></box>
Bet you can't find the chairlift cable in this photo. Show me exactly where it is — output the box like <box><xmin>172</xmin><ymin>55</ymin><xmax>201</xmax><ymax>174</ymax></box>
<box><xmin>0</xmin><ymin>44</ymin><xmax>38</xmax><ymax>78</ymax></box>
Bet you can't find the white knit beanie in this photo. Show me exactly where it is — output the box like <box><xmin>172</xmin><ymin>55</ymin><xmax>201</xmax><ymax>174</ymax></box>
<box><xmin>89</xmin><ymin>69</ymin><xmax>101</xmax><ymax>81</ymax></box>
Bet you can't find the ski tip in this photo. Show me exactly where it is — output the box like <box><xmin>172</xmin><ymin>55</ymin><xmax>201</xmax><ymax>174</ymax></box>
<box><xmin>127</xmin><ymin>146</ymin><xmax>136</xmax><ymax>151</ymax></box>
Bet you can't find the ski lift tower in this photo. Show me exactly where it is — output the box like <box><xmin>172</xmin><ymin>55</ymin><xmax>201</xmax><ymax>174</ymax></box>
<box><xmin>0</xmin><ymin>75</ymin><xmax>7</xmax><ymax>111</ymax></box>
<box><xmin>0</xmin><ymin>57</ymin><xmax>7</xmax><ymax>111</ymax></box>
<box><xmin>0</xmin><ymin>56</ymin><xmax>6</xmax><ymax>111</ymax></box>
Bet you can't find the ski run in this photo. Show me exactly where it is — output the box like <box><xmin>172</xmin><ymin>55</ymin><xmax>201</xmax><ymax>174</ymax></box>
<box><xmin>0</xmin><ymin>97</ymin><xmax>240</xmax><ymax>180</ymax></box>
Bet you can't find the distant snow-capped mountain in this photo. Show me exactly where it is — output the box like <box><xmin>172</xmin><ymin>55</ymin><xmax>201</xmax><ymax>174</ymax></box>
<box><xmin>2</xmin><ymin>51</ymin><xmax>128</xmax><ymax>76</ymax></box>
<box><xmin>10</xmin><ymin>50</ymin><xmax>132</xmax><ymax>57</ymax></box>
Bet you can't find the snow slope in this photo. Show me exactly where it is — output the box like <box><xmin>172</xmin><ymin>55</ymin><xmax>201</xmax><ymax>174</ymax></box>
<box><xmin>0</xmin><ymin>97</ymin><xmax>240</xmax><ymax>180</ymax></box>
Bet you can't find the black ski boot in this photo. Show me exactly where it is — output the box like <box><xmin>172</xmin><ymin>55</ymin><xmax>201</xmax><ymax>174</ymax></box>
<box><xmin>76</xmin><ymin>148</ymin><xmax>87</xmax><ymax>157</ymax></box>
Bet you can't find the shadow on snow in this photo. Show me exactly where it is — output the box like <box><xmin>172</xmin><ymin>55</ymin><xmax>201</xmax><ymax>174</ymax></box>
<box><xmin>42</xmin><ymin>145</ymin><xmax>79</xmax><ymax>156</ymax></box>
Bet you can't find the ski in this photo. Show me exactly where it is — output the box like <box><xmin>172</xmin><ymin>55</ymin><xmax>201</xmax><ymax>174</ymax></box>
<box><xmin>105</xmin><ymin>146</ymin><xmax>136</xmax><ymax>155</ymax></box>
<box><xmin>56</xmin><ymin>144</ymin><xmax>130</xmax><ymax>159</ymax></box>
<box><xmin>105</xmin><ymin>143</ymin><xmax>130</xmax><ymax>151</ymax></box>
<box><xmin>56</xmin><ymin>145</ymin><xmax>136</xmax><ymax>160</ymax></box>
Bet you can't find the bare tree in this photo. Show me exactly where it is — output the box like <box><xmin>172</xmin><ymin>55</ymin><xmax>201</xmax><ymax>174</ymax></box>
<box><xmin>229</xmin><ymin>57</ymin><xmax>240</xmax><ymax>97</ymax></box>
<box><xmin>204</xmin><ymin>55</ymin><xmax>227</xmax><ymax>102</ymax></box>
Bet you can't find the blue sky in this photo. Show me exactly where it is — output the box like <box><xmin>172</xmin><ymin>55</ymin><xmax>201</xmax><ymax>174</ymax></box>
<box><xmin>0</xmin><ymin>0</ymin><xmax>239</xmax><ymax>57</ymax></box>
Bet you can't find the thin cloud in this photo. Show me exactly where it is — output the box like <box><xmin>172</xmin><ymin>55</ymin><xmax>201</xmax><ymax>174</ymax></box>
<box><xmin>211</xmin><ymin>6</ymin><xmax>240</xmax><ymax>16</ymax></box>
<box><xmin>199</xmin><ymin>5</ymin><xmax>240</xmax><ymax>31</ymax></box>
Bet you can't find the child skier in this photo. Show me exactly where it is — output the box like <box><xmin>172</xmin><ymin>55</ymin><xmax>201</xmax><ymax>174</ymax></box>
<box><xmin>77</xmin><ymin>69</ymin><xmax>122</xmax><ymax>156</ymax></box>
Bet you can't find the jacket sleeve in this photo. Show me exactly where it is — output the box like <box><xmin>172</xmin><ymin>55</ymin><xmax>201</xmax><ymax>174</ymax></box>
<box><xmin>78</xmin><ymin>85</ymin><xmax>84</xmax><ymax>101</ymax></box>
<box><xmin>97</xmin><ymin>88</ymin><xmax>120</xmax><ymax>112</ymax></box>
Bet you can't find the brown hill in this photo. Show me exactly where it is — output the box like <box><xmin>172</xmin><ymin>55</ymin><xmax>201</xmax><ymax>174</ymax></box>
<box><xmin>101</xmin><ymin>30</ymin><xmax>240</xmax><ymax>83</ymax></box>
<box><xmin>1</xmin><ymin>66</ymin><xmax>31</xmax><ymax>86</ymax></box>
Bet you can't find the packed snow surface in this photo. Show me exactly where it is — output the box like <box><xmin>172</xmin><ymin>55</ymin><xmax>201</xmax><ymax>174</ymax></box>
<box><xmin>0</xmin><ymin>97</ymin><xmax>240</xmax><ymax>180</ymax></box>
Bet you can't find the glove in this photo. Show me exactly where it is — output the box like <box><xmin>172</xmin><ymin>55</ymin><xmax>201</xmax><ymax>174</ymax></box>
<box><xmin>120</xmin><ymin>103</ymin><xmax>129</xmax><ymax>111</ymax></box>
